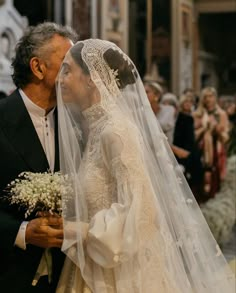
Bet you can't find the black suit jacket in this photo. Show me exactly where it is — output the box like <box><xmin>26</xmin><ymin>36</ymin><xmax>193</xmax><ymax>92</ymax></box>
<box><xmin>0</xmin><ymin>90</ymin><xmax>64</xmax><ymax>292</ymax></box>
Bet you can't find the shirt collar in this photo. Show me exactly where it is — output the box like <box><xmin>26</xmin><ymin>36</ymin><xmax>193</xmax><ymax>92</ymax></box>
<box><xmin>19</xmin><ymin>89</ymin><xmax>55</xmax><ymax>118</ymax></box>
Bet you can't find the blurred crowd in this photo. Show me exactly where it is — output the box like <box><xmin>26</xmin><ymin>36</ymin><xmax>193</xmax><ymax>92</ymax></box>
<box><xmin>144</xmin><ymin>82</ymin><xmax>236</xmax><ymax>203</ymax></box>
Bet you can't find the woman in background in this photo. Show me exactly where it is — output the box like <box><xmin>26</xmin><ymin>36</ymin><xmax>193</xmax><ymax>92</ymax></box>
<box><xmin>174</xmin><ymin>94</ymin><xmax>204</xmax><ymax>202</ymax></box>
<box><xmin>179</xmin><ymin>93</ymin><xmax>194</xmax><ymax>115</ymax></box>
<box><xmin>193</xmin><ymin>87</ymin><xmax>229</xmax><ymax>199</ymax></box>
<box><xmin>144</xmin><ymin>82</ymin><xmax>175</xmax><ymax>144</ymax></box>
<box><xmin>226</xmin><ymin>100</ymin><xmax>236</xmax><ymax>156</ymax></box>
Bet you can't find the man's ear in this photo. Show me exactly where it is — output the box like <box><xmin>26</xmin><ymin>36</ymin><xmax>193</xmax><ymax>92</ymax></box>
<box><xmin>30</xmin><ymin>57</ymin><xmax>47</xmax><ymax>80</ymax></box>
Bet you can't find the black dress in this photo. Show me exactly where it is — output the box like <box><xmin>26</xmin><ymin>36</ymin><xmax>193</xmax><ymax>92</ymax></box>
<box><xmin>173</xmin><ymin>112</ymin><xmax>204</xmax><ymax>202</ymax></box>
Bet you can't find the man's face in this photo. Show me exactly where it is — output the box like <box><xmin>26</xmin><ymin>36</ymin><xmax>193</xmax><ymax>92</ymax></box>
<box><xmin>43</xmin><ymin>34</ymin><xmax>73</xmax><ymax>101</ymax></box>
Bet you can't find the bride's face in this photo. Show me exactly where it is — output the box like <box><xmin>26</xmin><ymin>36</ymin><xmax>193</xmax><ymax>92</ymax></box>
<box><xmin>59</xmin><ymin>52</ymin><xmax>91</xmax><ymax>108</ymax></box>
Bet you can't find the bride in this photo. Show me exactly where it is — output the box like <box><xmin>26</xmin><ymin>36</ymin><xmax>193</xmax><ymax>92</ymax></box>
<box><xmin>56</xmin><ymin>39</ymin><xmax>235</xmax><ymax>292</ymax></box>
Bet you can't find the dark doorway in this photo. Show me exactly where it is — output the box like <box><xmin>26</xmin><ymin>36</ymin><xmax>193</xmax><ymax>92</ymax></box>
<box><xmin>129</xmin><ymin>0</ymin><xmax>171</xmax><ymax>87</ymax></box>
<box><xmin>14</xmin><ymin>0</ymin><xmax>54</xmax><ymax>25</ymax></box>
<box><xmin>199</xmin><ymin>12</ymin><xmax>236</xmax><ymax>95</ymax></box>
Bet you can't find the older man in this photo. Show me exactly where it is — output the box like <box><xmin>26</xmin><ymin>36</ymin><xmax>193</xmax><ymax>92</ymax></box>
<box><xmin>0</xmin><ymin>22</ymin><xmax>77</xmax><ymax>292</ymax></box>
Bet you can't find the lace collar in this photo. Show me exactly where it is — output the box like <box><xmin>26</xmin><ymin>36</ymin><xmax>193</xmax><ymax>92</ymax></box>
<box><xmin>82</xmin><ymin>102</ymin><xmax>107</xmax><ymax>127</ymax></box>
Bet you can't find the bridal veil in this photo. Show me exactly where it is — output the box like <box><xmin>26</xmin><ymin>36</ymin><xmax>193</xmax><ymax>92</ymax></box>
<box><xmin>56</xmin><ymin>39</ymin><xmax>235</xmax><ymax>292</ymax></box>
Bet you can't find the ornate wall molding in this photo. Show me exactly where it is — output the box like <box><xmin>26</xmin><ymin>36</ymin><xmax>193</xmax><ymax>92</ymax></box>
<box><xmin>196</xmin><ymin>0</ymin><xmax>236</xmax><ymax>13</ymax></box>
<box><xmin>0</xmin><ymin>0</ymin><xmax>27</xmax><ymax>95</ymax></box>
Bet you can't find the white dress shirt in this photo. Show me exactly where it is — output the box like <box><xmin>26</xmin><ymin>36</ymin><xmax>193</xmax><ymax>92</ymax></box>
<box><xmin>15</xmin><ymin>89</ymin><xmax>55</xmax><ymax>250</ymax></box>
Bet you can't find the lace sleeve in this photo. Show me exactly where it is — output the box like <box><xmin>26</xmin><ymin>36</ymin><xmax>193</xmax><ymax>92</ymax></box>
<box><xmin>85</xmin><ymin>124</ymin><xmax>158</xmax><ymax>268</ymax></box>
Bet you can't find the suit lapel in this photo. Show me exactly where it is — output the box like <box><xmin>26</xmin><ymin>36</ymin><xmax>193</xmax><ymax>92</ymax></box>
<box><xmin>2</xmin><ymin>90</ymin><xmax>49</xmax><ymax>172</ymax></box>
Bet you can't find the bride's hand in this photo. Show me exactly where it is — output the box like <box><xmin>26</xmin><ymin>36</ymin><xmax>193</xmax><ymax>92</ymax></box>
<box><xmin>64</xmin><ymin>221</ymin><xmax>89</xmax><ymax>241</ymax></box>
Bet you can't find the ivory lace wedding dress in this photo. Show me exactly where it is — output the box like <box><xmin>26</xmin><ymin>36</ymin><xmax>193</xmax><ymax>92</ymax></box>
<box><xmin>57</xmin><ymin>104</ymin><xmax>185</xmax><ymax>292</ymax></box>
<box><xmin>56</xmin><ymin>39</ymin><xmax>235</xmax><ymax>292</ymax></box>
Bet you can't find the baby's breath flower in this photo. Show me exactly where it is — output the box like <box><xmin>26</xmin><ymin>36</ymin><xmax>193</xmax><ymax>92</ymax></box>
<box><xmin>6</xmin><ymin>171</ymin><xmax>72</xmax><ymax>218</ymax></box>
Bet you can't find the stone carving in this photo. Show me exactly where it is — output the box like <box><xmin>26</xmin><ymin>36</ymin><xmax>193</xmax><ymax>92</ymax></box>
<box><xmin>0</xmin><ymin>0</ymin><xmax>28</xmax><ymax>95</ymax></box>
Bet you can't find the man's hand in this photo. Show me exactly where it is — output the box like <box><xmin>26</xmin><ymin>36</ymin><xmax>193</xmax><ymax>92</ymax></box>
<box><xmin>25</xmin><ymin>216</ymin><xmax>63</xmax><ymax>248</ymax></box>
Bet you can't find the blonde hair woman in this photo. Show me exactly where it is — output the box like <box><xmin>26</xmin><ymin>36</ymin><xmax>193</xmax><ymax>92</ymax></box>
<box><xmin>179</xmin><ymin>94</ymin><xmax>194</xmax><ymax>115</ymax></box>
<box><xmin>193</xmin><ymin>87</ymin><xmax>229</xmax><ymax>199</ymax></box>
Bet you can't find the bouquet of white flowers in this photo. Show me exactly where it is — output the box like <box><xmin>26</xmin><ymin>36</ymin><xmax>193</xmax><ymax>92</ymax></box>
<box><xmin>6</xmin><ymin>171</ymin><xmax>71</xmax><ymax>218</ymax></box>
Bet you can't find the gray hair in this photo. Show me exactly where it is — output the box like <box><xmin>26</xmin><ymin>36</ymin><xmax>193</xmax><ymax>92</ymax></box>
<box><xmin>144</xmin><ymin>81</ymin><xmax>163</xmax><ymax>95</ymax></box>
<box><xmin>161</xmin><ymin>92</ymin><xmax>179</xmax><ymax>108</ymax></box>
<box><xmin>12</xmin><ymin>22</ymin><xmax>78</xmax><ymax>88</ymax></box>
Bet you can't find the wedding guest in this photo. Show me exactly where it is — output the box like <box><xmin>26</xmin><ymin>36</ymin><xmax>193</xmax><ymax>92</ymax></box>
<box><xmin>0</xmin><ymin>22</ymin><xmax>77</xmax><ymax>293</ymax></box>
<box><xmin>161</xmin><ymin>92</ymin><xmax>179</xmax><ymax>117</ymax></box>
<box><xmin>144</xmin><ymin>82</ymin><xmax>175</xmax><ymax>143</ymax></box>
<box><xmin>174</xmin><ymin>94</ymin><xmax>204</xmax><ymax>202</ymax></box>
<box><xmin>226</xmin><ymin>99</ymin><xmax>236</xmax><ymax>156</ymax></box>
<box><xmin>193</xmin><ymin>87</ymin><xmax>229</xmax><ymax>199</ymax></box>
<box><xmin>145</xmin><ymin>86</ymin><xmax>191</xmax><ymax>166</ymax></box>
<box><xmin>158</xmin><ymin>92</ymin><xmax>190</xmax><ymax>162</ymax></box>
<box><xmin>179</xmin><ymin>93</ymin><xmax>194</xmax><ymax>115</ymax></box>
<box><xmin>183</xmin><ymin>87</ymin><xmax>199</xmax><ymax>109</ymax></box>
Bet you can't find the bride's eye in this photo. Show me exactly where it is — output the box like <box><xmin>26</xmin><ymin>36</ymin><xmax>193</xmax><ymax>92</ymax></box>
<box><xmin>61</xmin><ymin>63</ymin><xmax>70</xmax><ymax>76</ymax></box>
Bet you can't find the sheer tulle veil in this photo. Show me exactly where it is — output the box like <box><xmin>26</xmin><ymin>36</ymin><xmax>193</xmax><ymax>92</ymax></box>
<box><xmin>56</xmin><ymin>39</ymin><xmax>235</xmax><ymax>292</ymax></box>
